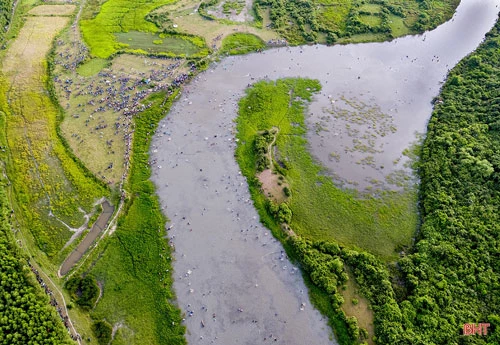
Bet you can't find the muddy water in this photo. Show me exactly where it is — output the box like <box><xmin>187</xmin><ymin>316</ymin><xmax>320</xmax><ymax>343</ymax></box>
<box><xmin>151</xmin><ymin>1</ymin><xmax>499</xmax><ymax>344</ymax></box>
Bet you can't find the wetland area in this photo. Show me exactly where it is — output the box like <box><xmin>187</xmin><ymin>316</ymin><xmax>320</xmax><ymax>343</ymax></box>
<box><xmin>1</xmin><ymin>0</ymin><xmax>500</xmax><ymax>344</ymax></box>
<box><xmin>150</xmin><ymin>0</ymin><xmax>500</xmax><ymax>343</ymax></box>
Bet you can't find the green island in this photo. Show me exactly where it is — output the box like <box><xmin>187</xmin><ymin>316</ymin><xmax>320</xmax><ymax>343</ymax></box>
<box><xmin>234</xmin><ymin>17</ymin><xmax>500</xmax><ymax>345</ymax></box>
<box><xmin>0</xmin><ymin>0</ymin><xmax>498</xmax><ymax>344</ymax></box>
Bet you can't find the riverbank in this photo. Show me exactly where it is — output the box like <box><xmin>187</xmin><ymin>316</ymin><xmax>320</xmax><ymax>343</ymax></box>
<box><xmin>150</xmin><ymin>80</ymin><xmax>335</xmax><ymax>344</ymax></box>
<box><xmin>150</xmin><ymin>0</ymin><xmax>500</xmax><ymax>344</ymax></box>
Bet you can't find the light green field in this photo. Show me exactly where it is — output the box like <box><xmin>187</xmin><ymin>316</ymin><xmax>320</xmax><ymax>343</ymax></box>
<box><xmin>235</xmin><ymin>79</ymin><xmax>417</xmax><ymax>260</ymax></box>
<box><xmin>220</xmin><ymin>32</ymin><xmax>266</xmax><ymax>55</ymax></box>
<box><xmin>115</xmin><ymin>31</ymin><xmax>205</xmax><ymax>56</ymax></box>
<box><xmin>77</xmin><ymin>58</ymin><xmax>109</xmax><ymax>77</ymax></box>
<box><xmin>80</xmin><ymin>0</ymin><xmax>176</xmax><ymax>58</ymax></box>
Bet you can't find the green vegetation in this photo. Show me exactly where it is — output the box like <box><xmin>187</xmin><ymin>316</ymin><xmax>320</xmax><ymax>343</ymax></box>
<box><xmin>76</xmin><ymin>58</ymin><xmax>109</xmax><ymax>77</ymax></box>
<box><xmin>0</xmin><ymin>0</ymin><xmax>14</xmax><ymax>44</ymax></box>
<box><xmin>80</xmin><ymin>0</ymin><xmax>209</xmax><ymax>58</ymax></box>
<box><xmin>254</xmin><ymin>0</ymin><xmax>460</xmax><ymax>44</ymax></box>
<box><xmin>73</xmin><ymin>90</ymin><xmax>186</xmax><ymax>345</ymax></box>
<box><xmin>220</xmin><ymin>32</ymin><xmax>266</xmax><ymax>55</ymax></box>
<box><xmin>0</xmin><ymin>186</ymin><xmax>73</xmax><ymax>345</ymax></box>
<box><xmin>65</xmin><ymin>276</ymin><xmax>100</xmax><ymax>310</ymax></box>
<box><xmin>115</xmin><ymin>31</ymin><xmax>209</xmax><ymax>57</ymax></box>
<box><xmin>92</xmin><ymin>320</ymin><xmax>112</xmax><ymax>345</ymax></box>
<box><xmin>236</xmin><ymin>78</ymin><xmax>417</xmax><ymax>260</ymax></box>
<box><xmin>223</xmin><ymin>0</ymin><xmax>245</xmax><ymax>15</ymax></box>
<box><xmin>0</xmin><ymin>16</ymin><xmax>107</xmax><ymax>257</ymax></box>
<box><xmin>392</xmin><ymin>16</ymin><xmax>500</xmax><ymax>344</ymax></box>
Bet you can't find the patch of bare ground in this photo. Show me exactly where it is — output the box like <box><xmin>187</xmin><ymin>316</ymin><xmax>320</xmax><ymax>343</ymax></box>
<box><xmin>340</xmin><ymin>270</ymin><xmax>375</xmax><ymax>344</ymax></box>
<box><xmin>28</xmin><ymin>4</ymin><xmax>76</xmax><ymax>16</ymax></box>
<box><xmin>207</xmin><ymin>0</ymin><xmax>254</xmax><ymax>23</ymax></box>
<box><xmin>258</xmin><ymin>169</ymin><xmax>288</xmax><ymax>202</ymax></box>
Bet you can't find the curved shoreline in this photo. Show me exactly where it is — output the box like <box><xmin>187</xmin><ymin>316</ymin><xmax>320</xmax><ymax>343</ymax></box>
<box><xmin>151</xmin><ymin>86</ymin><xmax>334</xmax><ymax>344</ymax></box>
<box><xmin>150</xmin><ymin>1</ymin><xmax>500</xmax><ymax>344</ymax></box>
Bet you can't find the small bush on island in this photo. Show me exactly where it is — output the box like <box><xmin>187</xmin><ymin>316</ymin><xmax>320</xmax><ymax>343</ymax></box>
<box><xmin>65</xmin><ymin>275</ymin><xmax>99</xmax><ymax>309</ymax></box>
<box><xmin>92</xmin><ymin>320</ymin><xmax>113</xmax><ymax>345</ymax></box>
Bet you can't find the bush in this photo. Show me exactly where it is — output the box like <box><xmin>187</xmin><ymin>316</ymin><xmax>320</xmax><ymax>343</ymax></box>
<box><xmin>65</xmin><ymin>276</ymin><xmax>99</xmax><ymax>309</ymax></box>
<box><xmin>92</xmin><ymin>320</ymin><xmax>112</xmax><ymax>345</ymax></box>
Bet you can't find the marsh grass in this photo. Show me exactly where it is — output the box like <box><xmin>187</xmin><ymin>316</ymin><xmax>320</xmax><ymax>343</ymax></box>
<box><xmin>220</xmin><ymin>32</ymin><xmax>266</xmax><ymax>55</ymax></box>
<box><xmin>236</xmin><ymin>78</ymin><xmax>417</xmax><ymax>260</ymax></box>
<box><xmin>72</xmin><ymin>90</ymin><xmax>186</xmax><ymax>345</ymax></box>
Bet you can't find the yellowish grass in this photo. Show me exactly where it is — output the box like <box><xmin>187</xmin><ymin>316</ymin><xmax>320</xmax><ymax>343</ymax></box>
<box><xmin>3</xmin><ymin>16</ymin><xmax>70</xmax><ymax>84</ymax></box>
<box><xmin>28</xmin><ymin>4</ymin><xmax>76</xmax><ymax>16</ymax></box>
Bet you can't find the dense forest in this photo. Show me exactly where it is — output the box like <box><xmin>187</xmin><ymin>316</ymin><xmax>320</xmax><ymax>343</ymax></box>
<box><xmin>253</xmin><ymin>0</ymin><xmax>459</xmax><ymax>44</ymax></box>
<box><xmin>0</xmin><ymin>186</ymin><xmax>73</xmax><ymax>345</ymax></box>
<box><xmin>235</xmin><ymin>14</ymin><xmax>500</xmax><ymax>345</ymax></box>
<box><xmin>393</xmin><ymin>14</ymin><xmax>500</xmax><ymax>344</ymax></box>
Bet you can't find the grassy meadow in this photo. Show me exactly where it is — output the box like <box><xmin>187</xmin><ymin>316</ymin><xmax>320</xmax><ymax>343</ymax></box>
<box><xmin>220</xmin><ymin>32</ymin><xmax>266</xmax><ymax>55</ymax></box>
<box><xmin>0</xmin><ymin>13</ymin><xmax>107</xmax><ymax>257</ymax></box>
<box><xmin>235</xmin><ymin>79</ymin><xmax>417</xmax><ymax>260</ymax></box>
<box><xmin>69</xmin><ymin>90</ymin><xmax>186</xmax><ymax>345</ymax></box>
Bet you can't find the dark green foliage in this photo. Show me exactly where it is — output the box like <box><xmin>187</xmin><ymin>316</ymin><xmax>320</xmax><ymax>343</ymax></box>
<box><xmin>92</xmin><ymin>320</ymin><xmax>112</xmax><ymax>345</ymax></box>
<box><xmin>267</xmin><ymin>200</ymin><xmax>292</xmax><ymax>223</ymax></box>
<box><xmin>0</xmin><ymin>0</ymin><xmax>14</xmax><ymax>44</ymax></box>
<box><xmin>65</xmin><ymin>276</ymin><xmax>99</xmax><ymax>309</ymax></box>
<box><xmin>255</xmin><ymin>0</ymin><xmax>459</xmax><ymax>45</ymax></box>
<box><xmin>283</xmin><ymin>186</ymin><xmax>291</xmax><ymax>197</ymax></box>
<box><xmin>0</xmin><ymin>186</ymin><xmax>73</xmax><ymax>345</ymax></box>
<box><xmin>393</xmin><ymin>14</ymin><xmax>500</xmax><ymax>345</ymax></box>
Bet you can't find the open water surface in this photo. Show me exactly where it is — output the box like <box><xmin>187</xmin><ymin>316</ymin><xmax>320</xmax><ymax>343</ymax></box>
<box><xmin>151</xmin><ymin>1</ymin><xmax>500</xmax><ymax>343</ymax></box>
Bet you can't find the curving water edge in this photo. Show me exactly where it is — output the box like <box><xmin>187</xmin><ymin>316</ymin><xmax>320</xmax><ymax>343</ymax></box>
<box><xmin>150</xmin><ymin>1</ymin><xmax>500</xmax><ymax>344</ymax></box>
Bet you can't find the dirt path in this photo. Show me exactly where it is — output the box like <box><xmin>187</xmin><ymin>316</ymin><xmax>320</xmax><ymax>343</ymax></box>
<box><xmin>59</xmin><ymin>200</ymin><xmax>114</xmax><ymax>276</ymax></box>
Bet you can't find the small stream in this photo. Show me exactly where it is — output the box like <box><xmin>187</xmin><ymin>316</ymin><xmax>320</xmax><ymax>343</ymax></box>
<box><xmin>150</xmin><ymin>1</ymin><xmax>500</xmax><ymax>343</ymax></box>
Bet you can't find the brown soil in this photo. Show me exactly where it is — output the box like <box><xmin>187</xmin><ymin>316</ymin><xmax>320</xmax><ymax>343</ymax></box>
<box><xmin>257</xmin><ymin>169</ymin><xmax>287</xmax><ymax>203</ymax></box>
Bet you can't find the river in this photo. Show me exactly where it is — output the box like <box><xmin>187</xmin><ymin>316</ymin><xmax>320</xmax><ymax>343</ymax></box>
<box><xmin>150</xmin><ymin>1</ymin><xmax>500</xmax><ymax>344</ymax></box>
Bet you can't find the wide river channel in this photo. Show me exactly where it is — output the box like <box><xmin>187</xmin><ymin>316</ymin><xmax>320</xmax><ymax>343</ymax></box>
<box><xmin>151</xmin><ymin>1</ymin><xmax>500</xmax><ymax>344</ymax></box>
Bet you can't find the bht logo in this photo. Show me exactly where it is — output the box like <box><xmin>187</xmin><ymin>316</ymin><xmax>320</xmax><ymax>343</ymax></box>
<box><xmin>463</xmin><ymin>323</ymin><xmax>490</xmax><ymax>336</ymax></box>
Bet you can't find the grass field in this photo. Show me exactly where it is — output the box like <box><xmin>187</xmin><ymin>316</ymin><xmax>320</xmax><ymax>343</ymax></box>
<box><xmin>115</xmin><ymin>31</ymin><xmax>208</xmax><ymax>57</ymax></box>
<box><xmin>235</xmin><ymin>79</ymin><xmax>417</xmax><ymax>260</ymax></box>
<box><xmin>220</xmin><ymin>32</ymin><xmax>266</xmax><ymax>55</ymax></box>
<box><xmin>80</xmin><ymin>0</ymin><xmax>187</xmax><ymax>58</ymax></box>
<box><xmin>76</xmin><ymin>58</ymin><xmax>109</xmax><ymax>77</ymax></box>
<box><xmin>67</xmin><ymin>90</ymin><xmax>186</xmax><ymax>345</ymax></box>
<box><xmin>1</xmin><ymin>13</ymin><xmax>107</xmax><ymax>257</ymax></box>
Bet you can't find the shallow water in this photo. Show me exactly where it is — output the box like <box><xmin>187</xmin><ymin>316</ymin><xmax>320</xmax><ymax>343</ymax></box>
<box><xmin>151</xmin><ymin>1</ymin><xmax>500</xmax><ymax>343</ymax></box>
